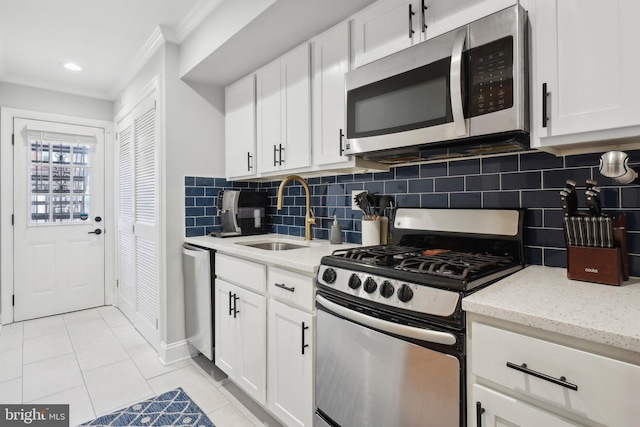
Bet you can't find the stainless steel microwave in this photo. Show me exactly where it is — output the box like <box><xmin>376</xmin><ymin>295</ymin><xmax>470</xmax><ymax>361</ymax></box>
<box><xmin>344</xmin><ymin>5</ymin><xmax>529</xmax><ymax>163</ymax></box>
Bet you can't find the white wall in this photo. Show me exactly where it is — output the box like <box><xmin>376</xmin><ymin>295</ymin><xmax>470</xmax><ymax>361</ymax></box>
<box><xmin>115</xmin><ymin>40</ymin><xmax>224</xmax><ymax>360</ymax></box>
<box><xmin>178</xmin><ymin>0</ymin><xmax>276</xmax><ymax>78</ymax></box>
<box><xmin>164</xmin><ymin>41</ymin><xmax>223</xmax><ymax>347</ymax></box>
<box><xmin>0</xmin><ymin>82</ymin><xmax>112</xmax><ymax>121</ymax></box>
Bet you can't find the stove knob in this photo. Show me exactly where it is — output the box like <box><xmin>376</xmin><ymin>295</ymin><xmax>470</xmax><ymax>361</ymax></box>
<box><xmin>363</xmin><ymin>277</ymin><xmax>378</xmax><ymax>294</ymax></box>
<box><xmin>379</xmin><ymin>281</ymin><xmax>394</xmax><ymax>298</ymax></box>
<box><xmin>348</xmin><ymin>274</ymin><xmax>362</xmax><ymax>289</ymax></box>
<box><xmin>322</xmin><ymin>268</ymin><xmax>337</xmax><ymax>284</ymax></box>
<box><xmin>397</xmin><ymin>284</ymin><xmax>414</xmax><ymax>302</ymax></box>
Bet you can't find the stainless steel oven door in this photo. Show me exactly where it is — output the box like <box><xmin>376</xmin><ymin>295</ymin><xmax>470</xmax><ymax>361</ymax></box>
<box><xmin>316</xmin><ymin>295</ymin><xmax>461</xmax><ymax>427</ymax></box>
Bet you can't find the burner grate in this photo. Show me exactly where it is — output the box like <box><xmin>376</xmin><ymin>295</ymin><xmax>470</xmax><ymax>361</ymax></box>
<box><xmin>331</xmin><ymin>245</ymin><xmax>422</xmax><ymax>266</ymax></box>
<box><xmin>395</xmin><ymin>251</ymin><xmax>514</xmax><ymax>280</ymax></box>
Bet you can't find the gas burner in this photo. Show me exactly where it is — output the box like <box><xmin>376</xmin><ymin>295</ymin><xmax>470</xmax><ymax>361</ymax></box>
<box><xmin>396</xmin><ymin>251</ymin><xmax>514</xmax><ymax>280</ymax></box>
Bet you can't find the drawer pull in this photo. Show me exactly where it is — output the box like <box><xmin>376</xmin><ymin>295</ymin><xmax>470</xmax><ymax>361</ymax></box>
<box><xmin>506</xmin><ymin>362</ymin><xmax>578</xmax><ymax>391</ymax></box>
<box><xmin>275</xmin><ymin>282</ymin><xmax>295</xmax><ymax>292</ymax></box>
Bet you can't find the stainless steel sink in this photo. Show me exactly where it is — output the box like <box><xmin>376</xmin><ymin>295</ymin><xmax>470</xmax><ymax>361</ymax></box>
<box><xmin>236</xmin><ymin>241</ymin><xmax>307</xmax><ymax>251</ymax></box>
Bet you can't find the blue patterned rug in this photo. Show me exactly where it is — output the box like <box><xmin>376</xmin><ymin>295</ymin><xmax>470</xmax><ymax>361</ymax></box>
<box><xmin>81</xmin><ymin>388</ymin><xmax>215</xmax><ymax>426</ymax></box>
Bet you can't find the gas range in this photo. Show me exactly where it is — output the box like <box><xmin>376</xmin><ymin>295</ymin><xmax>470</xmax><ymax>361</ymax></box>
<box><xmin>316</xmin><ymin>208</ymin><xmax>525</xmax><ymax>329</ymax></box>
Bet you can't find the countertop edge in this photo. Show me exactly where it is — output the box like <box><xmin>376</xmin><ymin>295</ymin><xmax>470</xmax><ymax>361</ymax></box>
<box><xmin>184</xmin><ymin>234</ymin><xmax>358</xmax><ymax>274</ymax></box>
<box><xmin>462</xmin><ymin>265</ymin><xmax>640</xmax><ymax>354</ymax></box>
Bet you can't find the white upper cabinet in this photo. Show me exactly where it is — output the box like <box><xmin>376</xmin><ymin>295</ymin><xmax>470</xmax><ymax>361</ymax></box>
<box><xmin>312</xmin><ymin>22</ymin><xmax>350</xmax><ymax>166</ymax></box>
<box><xmin>351</xmin><ymin>0</ymin><xmax>421</xmax><ymax>69</ymax></box>
<box><xmin>531</xmin><ymin>0</ymin><xmax>640</xmax><ymax>154</ymax></box>
<box><xmin>351</xmin><ymin>0</ymin><xmax>516</xmax><ymax>68</ymax></box>
<box><xmin>257</xmin><ymin>43</ymin><xmax>311</xmax><ymax>174</ymax></box>
<box><xmin>225</xmin><ymin>75</ymin><xmax>257</xmax><ymax>180</ymax></box>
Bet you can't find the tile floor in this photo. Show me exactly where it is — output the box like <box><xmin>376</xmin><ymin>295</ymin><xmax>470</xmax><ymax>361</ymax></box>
<box><xmin>0</xmin><ymin>306</ymin><xmax>282</xmax><ymax>427</ymax></box>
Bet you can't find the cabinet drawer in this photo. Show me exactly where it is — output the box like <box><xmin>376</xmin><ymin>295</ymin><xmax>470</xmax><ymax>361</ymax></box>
<box><xmin>473</xmin><ymin>384</ymin><xmax>580</xmax><ymax>427</ymax></box>
<box><xmin>268</xmin><ymin>267</ymin><xmax>315</xmax><ymax>311</ymax></box>
<box><xmin>472</xmin><ymin>323</ymin><xmax>640</xmax><ymax>427</ymax></box>
<box><xmin>216</xmin><ymin>253</ymin><xmax>266</xmax><ymax>293</ymax></box>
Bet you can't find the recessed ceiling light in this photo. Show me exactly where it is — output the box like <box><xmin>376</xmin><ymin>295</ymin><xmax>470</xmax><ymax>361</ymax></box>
<box><xmin>62</xmin><ymin>62</ymin><xmax>83</xmax><ymax>71</ymax></box>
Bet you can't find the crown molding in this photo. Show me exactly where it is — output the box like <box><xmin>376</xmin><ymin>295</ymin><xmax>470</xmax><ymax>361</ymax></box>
<box><xmin>175</xmin><ymin>0</ymin><xmax>225</xmax><ymax>43</ymax></box>
<box><xmin>110</xmin><ymin>25</ymin><xmax>176</xmax><ymax>100</ymax></box>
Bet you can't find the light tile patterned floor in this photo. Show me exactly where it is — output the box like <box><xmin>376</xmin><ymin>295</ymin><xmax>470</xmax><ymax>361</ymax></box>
<box><xmin>0</xmin><ymin>306</ymin><xmax>282</xmax><ymax>427</ymax></box>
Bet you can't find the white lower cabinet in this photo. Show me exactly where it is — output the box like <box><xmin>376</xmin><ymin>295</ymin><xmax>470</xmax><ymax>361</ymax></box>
<box><xmin>470</xmin><ymin>322</ymin><xmax>640</xmax><ymax>427</ymax></box>
<box><xmin>215</xmin><ymin>277</ymin><xmax>267</xmax><ymax>405</ymax></box>
<box><xmin>267</xmin><ymin>299</ymin><xmax>314</xmax><ymax>427</ymax></box>
<box><xmin>215</xmin><ymin>253</ymin><xmax>315</xmax><ymax>426</ymax></box>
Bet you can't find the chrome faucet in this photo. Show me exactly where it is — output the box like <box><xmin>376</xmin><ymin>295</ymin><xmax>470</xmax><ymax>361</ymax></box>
<box><xmin>277</xmin><ymin>175</ymin><xmax>317</xmax><ymax>240</ymax></box>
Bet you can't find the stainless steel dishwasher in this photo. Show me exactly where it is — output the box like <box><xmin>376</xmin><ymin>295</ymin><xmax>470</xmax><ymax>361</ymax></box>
<box><xmin>182</xmin><ymin>243</ymin><xmax>214</xmax><ymax>360</ymax></box>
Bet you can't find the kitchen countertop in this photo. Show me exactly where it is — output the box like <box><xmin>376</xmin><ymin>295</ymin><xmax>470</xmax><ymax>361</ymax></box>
<box><xmin>462</xmin><ymin>265</ymin><xmax>640</xmax><ymax>354</ymax></box>
<box><xmin>185</xmin><ymin>233</ymin><xmax>358</xmax><ymax>274</ymax></box>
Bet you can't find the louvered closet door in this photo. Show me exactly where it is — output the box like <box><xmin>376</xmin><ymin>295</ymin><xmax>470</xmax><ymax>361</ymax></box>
<box><xmin>116</xmin><ymin>92</ymin><xmax>160</xmax><ymax>349</ymax></box>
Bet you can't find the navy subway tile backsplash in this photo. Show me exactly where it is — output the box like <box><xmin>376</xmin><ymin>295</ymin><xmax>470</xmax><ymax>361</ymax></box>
<box><xmin>185</xmin><ymin>149</ymin><xmax>640</xmax><ymax>276</ymax></box>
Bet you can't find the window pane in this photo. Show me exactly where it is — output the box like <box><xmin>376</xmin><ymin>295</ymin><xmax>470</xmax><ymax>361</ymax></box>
<box><xmin>31</xmin><ymin>195</ymin><xmax>50</xmax><ymax>223</ymax></box>
<box><xmin>72</xmin><ymin>167</ymin><xmax>89</xmax><ymax>194</ymax></box>
<box><xmin>31</xmin><ymin>141</ymin><xmax>50</xmax><ymax>163</ymax></box>
<box><xmin>52</xmin><ymin>166</ymin><xmax>71</xmax><ymax>193</ymax></box>
<box><xmin>52</xmin><ymin>195</ymin><xmax>71</xmax><ymax>222</ymax></box>
<box><xmin>31</xmin><ymin>165</ymin><xmax>50</xmax><ymax>193</ymax></box>
<box><xmin>72</xmin><ymin>145</ymin><xmax>90</xmax><ymax>165</ymax></box>
<box><xmin>52</xmin><ymin>144</ymin><xmax>70</xmax><ymax>164</ymax></box>
<box><xmin>72</xmin><ymin>196</ymin><xmax>90</xmax><ymax>222</ymax></box>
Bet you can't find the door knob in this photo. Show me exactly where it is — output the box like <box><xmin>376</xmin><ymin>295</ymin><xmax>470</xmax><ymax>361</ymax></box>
<box><xmin>88</xmin><ymin>229</ymin><xmax>102</xmax><ymax>235</ymax></box>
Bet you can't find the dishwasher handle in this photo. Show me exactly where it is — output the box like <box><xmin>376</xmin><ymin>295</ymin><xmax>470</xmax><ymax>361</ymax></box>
<box><xmin>182</xmin><ymin>243</ymin><xmax>210</xmax><ymax>257</ymax></box>
<box><xmin>316</xmin><ymin>295</ymin><xmax>457</xmax><ymax>346</ymax></box>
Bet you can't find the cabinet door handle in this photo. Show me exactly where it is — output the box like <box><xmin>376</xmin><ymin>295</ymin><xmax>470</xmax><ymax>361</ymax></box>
<box><xmin>301</xmin><ymin>321</ymin><xmax>309</xmax><ymax>355</ymax></box>
<box><xmin>273</xmin><ymin>144</ymin><xmax>278</xmax><ymax>167</ymax></box>
<box><xmin>476</xmin><ymin>402</ymin><xmax>485</xmax><ymax>427</ymax></box>
<box><xmin>278</xmin><ymin>143</ymin><xmax>284</xmax><ymax>165</ymax></box>
<box><xmin>542</xmin><ymin>82</ymin><xmax>549</xmax><ymax>128</ymax></box>
<box><xmin>421</xmin><ymin>0</ymin><xmax>428</xmax><ymax>33</ymax></box>
<box><xmin>247</xmin><ymin>152</ymin><xmax>253</xmax><ymax>171</ymax></box>
<box><xmin>233</xmin><ymin>294</ymin><xmax>240</xmax><ymax>318</ymax></box>
<box><xmin>274</xmin><ymin>282</ymin><xmax>295</xmax><ymax>292</ymax></box>
<box><xmin>506</xmin><ymin>362</ymin><xmax>578</xmax><ymax>391</ymax></box>
<box><xmin>339</xmin><ymin>128</ymin><xmax>344</xmax><ymax>156</ymax></box>
<box><xmin>408</xmin><ymin>4</ymin><xmax>416</xmax><ymax>38</ymax></box>
<box><xmin>228</xmin><ymin>291</ymin><xmax>233</xmax><ymax>316</ymax></box>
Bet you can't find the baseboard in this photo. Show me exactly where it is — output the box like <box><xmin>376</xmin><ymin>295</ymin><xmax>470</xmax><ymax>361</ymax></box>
<box><xmin>158</xmin><ymin>339</ymin><xmax>192</xmax><ymax>365</ymax></box>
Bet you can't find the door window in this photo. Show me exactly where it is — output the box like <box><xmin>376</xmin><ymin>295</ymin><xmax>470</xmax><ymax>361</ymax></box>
<box><xmin>27</xmin><ymin>131</ymin><xmax>95</xmax><ymax>224</ymax></box>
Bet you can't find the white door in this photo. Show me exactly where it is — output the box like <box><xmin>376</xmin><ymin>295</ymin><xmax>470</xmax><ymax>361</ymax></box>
<box><xmin>236</xmin><ymin>286</ymin><xmax>267</xmax><ymax>405</ymax></box>
<box><xmin>225</xmin><ymin>75</ymin><xmax>257</xmax><ymax>179</ymax></box>
<box><xmin>116</xmin><ymin>92</ymin><xmax>160</xmax><ymax>349</ymax></box>
<box><xmin>268</xmin><ymin>299</ymin><xmax>314</xmax><ymax>427</ymax></box>
<box><xmin>257</xmin><ymin>59</ymin><xmax>283</xmax><ymax>173</ymax></box>
<box><xmin>281</xmin><ymin>43</ymin><xmax>311</xmax><ymax>171</ymax></box>
<box><xmin>313</xmin><ymin>21</ymin><xmax>350</xmax><ymax>166</ymax></box>
<box><xmin>13</xmin><ymin>118</ymin><xmax>105</xmax><ymax>321</ymax></box>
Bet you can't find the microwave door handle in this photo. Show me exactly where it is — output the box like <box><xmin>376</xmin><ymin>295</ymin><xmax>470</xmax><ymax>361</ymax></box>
<box><xmin>450</xmin><ymin>29</ymin><xmax>467</xmax><ymax>137</ymax></box>
<box><xmin>316</xmin><ymin>295</ymin><xmax>457</xmax><ymax>346</ymax></box>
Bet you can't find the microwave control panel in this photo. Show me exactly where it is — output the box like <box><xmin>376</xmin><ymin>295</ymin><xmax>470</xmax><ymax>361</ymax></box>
<box><xmin>468</xmin><ymin>36</ymin><xmax>514</xmax><ymax>117</ymax></box>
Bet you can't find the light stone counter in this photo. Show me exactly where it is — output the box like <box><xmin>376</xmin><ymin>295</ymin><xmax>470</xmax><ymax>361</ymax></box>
<box><xmin>462</xmin><ymin>265</ymin><xmax>640</xmax><ymax>354</ymax></box>
<box><xmin>185</xmin><ymin>233</ymin><xmax>358</xmax><ymax>274</ymax></box>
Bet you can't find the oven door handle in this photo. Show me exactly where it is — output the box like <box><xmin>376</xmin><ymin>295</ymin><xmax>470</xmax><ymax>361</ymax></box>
<box><xmin>450</xmin><ymin>28</ymin><xmax>467</xmax><ymax>137</ymax></box>
<box><xmin>316</xmin><ymin>295</ymin><xmax>457</xmax><ymax>346</ymax></box>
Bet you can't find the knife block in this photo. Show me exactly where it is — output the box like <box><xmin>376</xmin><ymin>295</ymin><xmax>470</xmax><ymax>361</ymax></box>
<box><xmin>565</xmin><ymin>214</ymin><xmax>628</xmax><ymax>286</ymax></box>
